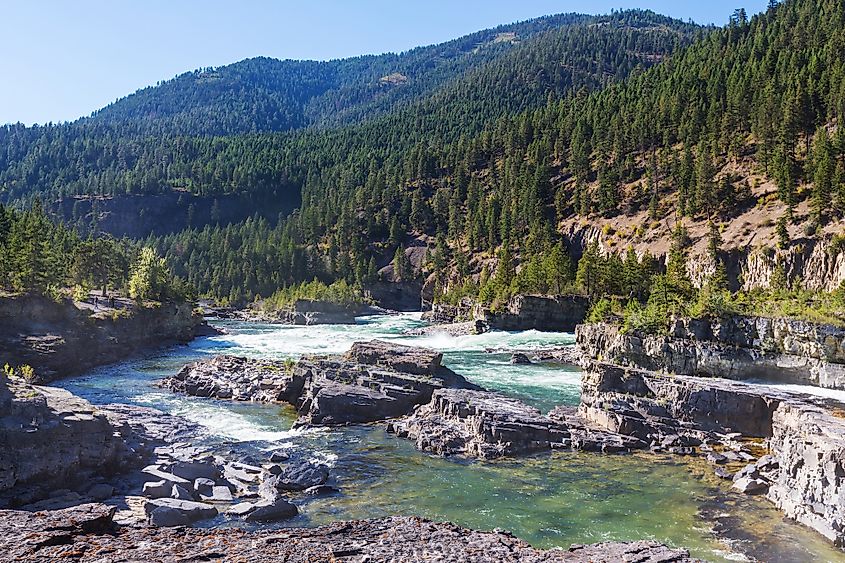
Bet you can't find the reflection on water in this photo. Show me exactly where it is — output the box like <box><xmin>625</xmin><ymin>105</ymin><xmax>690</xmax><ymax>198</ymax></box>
<box><xmin>59</xmin><ymin>314</ymin><xmax>844</xmax><ymax>562</ymax></box>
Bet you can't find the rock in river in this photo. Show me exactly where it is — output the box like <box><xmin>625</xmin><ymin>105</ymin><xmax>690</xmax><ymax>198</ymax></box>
<box><xmin>389</xmin><ymin>388</ymin><xmax>644</xmax><ymax>459</ymax></box>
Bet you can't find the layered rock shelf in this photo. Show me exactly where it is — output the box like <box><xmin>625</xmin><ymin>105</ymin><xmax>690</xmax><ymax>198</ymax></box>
<box><xmin>389</xmin><ymin>388</ymin><xmax>645</xmax><ymax>459</ymax></box>
<box><xmin>166</xmin><ymin>355</ymin><xmax>293</xmax><ymax>402</ymax></box>
<box><xmin>225</xmin><ymin>299</ymin><xmax>382</xmax><ymax>325</ymax></box>
<box><xmin>165</xmin><ymin>340</ymin><xmax>481</xmax><ymax>426</ymax></box>
<box><xmin>0</xmin><ymin>502</ymin><xmax>700</xmax><ymax>562</ymax></box>
<box><xmin>423</xmin><ymin>294</ymin><xmax>589</xmax><ymax>333</ymax></box>
<box><xmin>579</xmin><ymin>360</ymin><xmax>845</xmax><ymax>547</ymax></box>
<box><xmin>0</xmin><ymin>293</ymin><xmax>203</xmax><ymax>383</ymax></box>
<box><xmin>577</xmin><ymin>317</ymin><xmax>845</xmax><ymax>389</ymax></box>
<box><xmin>0</xmin><ymin>373</ymin><xmax>200</xmax><ymax>510</ymax></box>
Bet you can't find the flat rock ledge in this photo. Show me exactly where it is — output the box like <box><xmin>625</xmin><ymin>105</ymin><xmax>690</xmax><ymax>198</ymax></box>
<box><xmin>388</xmin><ymin>388</ymin><xmax>645</xmax><ymax>459</ymax></box>
<box><xmin>165</xmin><ymin>340</ymin><xmax>481</xmax><ymax>427</ymax></box>
<box><xmin>0</xmin><ymin>502</ymin><xmax>700</xmax><ymax>562</ymax></box>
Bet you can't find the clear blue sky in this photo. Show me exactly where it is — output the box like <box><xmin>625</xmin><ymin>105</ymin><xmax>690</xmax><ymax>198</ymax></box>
<box><xmin>1</xmin><ymin>0</ymin><xmax>768</xmax><ymax>125</ymax></box>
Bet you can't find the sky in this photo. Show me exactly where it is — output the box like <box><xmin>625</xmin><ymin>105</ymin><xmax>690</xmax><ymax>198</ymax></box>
<box><xmin>1</xmin><ymin>1</ymin><xmax>769</xmax><ymax>126</ymax></box>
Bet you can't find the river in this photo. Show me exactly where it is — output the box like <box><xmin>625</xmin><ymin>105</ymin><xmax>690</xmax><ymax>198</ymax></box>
<box><xmin>59</xmin><ymin>313</ymin><xmax>844</xmax><ymax>562</ymax></box>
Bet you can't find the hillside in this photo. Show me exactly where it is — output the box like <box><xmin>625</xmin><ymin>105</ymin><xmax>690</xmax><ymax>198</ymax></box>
<box><xmin>0</xmin><ymin>9</ymin><xmax>698</xmax><ymax>233</ymax></box>
<box><xmin>149</xmin><ymin>0</ymin><xmax>845</xmax><ymax>313</ymax></box>
<box><xmin>0</xmin><ymin>0</ymin><xmax>843</xmax><ymax>319</ymax></box>
<box><xmin>87</xmin><ymin>11</ymin><xmax>695</xmax><ymax>136</ymax></box>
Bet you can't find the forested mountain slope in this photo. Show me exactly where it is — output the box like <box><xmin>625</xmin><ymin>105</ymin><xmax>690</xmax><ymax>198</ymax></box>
<box><xmin>1</xmin><ymin>0</ymin><xmax>843</xmax><ymax>321</ymax></box>
<box><xmin>0</xmin><ymin>10</ymin><xmax>698</xmax><ymax>214</ymax></box>
<box><xmin>150</xmin><ymin>0</ymin><xmax>845</xmax><ymax>309</ymax></box>
<box><xmin>87</xmin><ymin>11</ymin><xmax>696</xmax><ymax>136</ymax></box>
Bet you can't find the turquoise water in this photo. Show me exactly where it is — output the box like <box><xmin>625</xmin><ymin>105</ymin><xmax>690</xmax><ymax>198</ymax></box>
<box><xmin>60</xmin><ymin>314</ymin><xmax>844</xmax><ymax>562</ymax></box>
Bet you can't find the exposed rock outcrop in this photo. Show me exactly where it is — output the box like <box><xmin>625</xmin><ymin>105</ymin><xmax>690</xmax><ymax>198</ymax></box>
<box><xmin>767</xmin><ymin>401</ymin><xmax>845</xmax><ymax>546</ymax></box>
<box><xmin>388</xmin><ymin>388</ymin><xmax>644</xmax><ymax>459</ymax></box>
<box><xmin>0</xmin><ymin>502</ymin><xmax>700</xmax><ymax>562</ymax></box>
<box><xmin>577</xmin><ymin>317</ymin><xmax>845</xmax><ymax>389</ymax></box>
<box><xmin>166</xmin><ymin>355</ymin><xmax>294</xmax><ymax>402</ymax></box>
<box><xmin>480</xmin><ymin>295</ymin><xmax>590</xmax><ymax>332</ymax></box>
<box><xmin>0</xmin><ymin>377</ymin><xmax>199</xmax><ymax>509</ymax></box>
<box><xmin>0</xmin><ymin>293</ymin><xmax>201</xmax><ymax>383</ymax></box>
<box><xmin>579</xmin><ymin>360</ymin><xmax>845</xmax><ymax>547</ymax></box>
<box><xmin>0</xmin><ymin>379</ymin><xmax>127</xmax><ymax>505</ymax></box>
<box><xmin>292</xmin><ymin>341</ymin><xmax>481</xmax><ymax>426</ymax></box>
<box><xmin>165</xmin><ymin>341</ymin><xmax>481</xmax><ymax>427</ymax></box>
<box><xmin>426</xmin><ymin>294</ymin><xmax>589</xmax><ymax>333</ymax></box>
<box><xmin>241</xmin><ymin>299</ymin><xmax>381</xmax><ymax>325</ymax></box>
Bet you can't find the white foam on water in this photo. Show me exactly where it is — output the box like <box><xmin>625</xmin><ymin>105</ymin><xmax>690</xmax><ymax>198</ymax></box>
<box><xmin>134</xmin><ymin>391</ymin><xmax>299</xmax><ymax>443</ymax></box>
<box><xmin>207</xmin><ymin>313</ymin><xmax>576</xmax><ymax>359</ymax></box>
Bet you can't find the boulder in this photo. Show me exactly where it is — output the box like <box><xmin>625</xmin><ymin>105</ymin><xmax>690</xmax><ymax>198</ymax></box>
<box><xmin>87</xmin><ymin>484</ymin><xmax>114</xmax><ymax>501</ymax></box>
<box><xmin>149</xmin><ymin>506</ymin><xmax>191</xmax><ymax>527</ymax></box>
<box><xmin>144</xmin><ymin>498</ymin><xmax>218</xmax><ymax>524</ymax></box>
<box><xmin>142</xmin><ymin>467</ymin><xmax>194</xmax><ymax>491</ymax></box>
<box><xmin>510</xmin><ymin>352</ymin><xmax>533</xmax><ymax>365</ymax></box>
<box><xmin>201</xmin><ymin>486</ymin><xmax>234</xmax><ymax>502</ymax></box>
<box><xmin>193</xmin><ymin>478</ymin><xmax>215</xmax><ymax>497</ymax></box>
<box><xmin>269</xmin><ymin>450</ymin><xmax>290</xmax><ymax>463</ymax></box>
<box><xmin>266</xmin><ymin>461</ymin><xmax>329</xmax><ymax>492</ymax></box>
<box><xmin>225</xmin><ymin>502</ymin><xmax>256</xmax><ymax>517</ymax></box>
<box><xmin>170</xmin><ymin>461</ymin><xmax>220</xmax><ymax>481</ymax></box>
<box><xmin>303</xmin><ymin>485</ymin><xmax>340</xmax><ymax>496</ymax></box>
<box><xmin>142</xmin><ymin>480</ymin><xmax>171</xmax><ymax>499</ymax></box>
<box><xmin>171</xmin><ymin>484</ymin><xmax>194</xmax><ymax>500</ymax></box>
<box><xmin>243</xmin><ymin>498</ymin><xmax>298</xmax><ymax>523</ymax></box>
<box><xmin>733</xmin><ymin>477</ymin><xmax>769</xmax><ymax>495</ymax></box>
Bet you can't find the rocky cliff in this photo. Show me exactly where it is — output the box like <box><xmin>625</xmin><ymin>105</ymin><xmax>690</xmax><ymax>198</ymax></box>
<box><xmin>0</xmin><ymin>375</ymin><xmax>127</xmax><ymax>507</ymax></box>
<box><xmin>579</xmin><ymin>360</ymin><xmax>845</xmax><ymax>548</ymax></box>
<box><xmin>577</xmin><ymin>317</ymin><xmax>845</xmax><ymax>389</ymax></box>
<box><xmin>0</xmin><ymin>294</ymin><xmax>202</xmax><ymax>383</ymax></box>
<box><xmin>426</xmin><ymin>294</ymin><xmax>589</xmax><ymax>332</ymax></box>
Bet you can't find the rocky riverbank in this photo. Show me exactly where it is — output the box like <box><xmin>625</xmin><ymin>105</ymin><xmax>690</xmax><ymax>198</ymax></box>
<box><xmin>0</xmin><ymin>293</ymin><xmax>206</xmax><ymax>383</ymax></box>
<box><xmin>577</xmin><ymin>357</ymin><xmax>845</xmax><ymax>547</ymax></box>
<box><xmin>0</xmin><ymin>371</ymin><xmax>199</xmax><ymax>510</ymax></box>
<box><xmin>0</xmin><ymin>502</ymin><xmax>699</xmax><ymax>562</ymax></box>
<box><xmin>576</xmin><ymin>316</ymin><xmax>845</xmax><ymax>389</ymax></box>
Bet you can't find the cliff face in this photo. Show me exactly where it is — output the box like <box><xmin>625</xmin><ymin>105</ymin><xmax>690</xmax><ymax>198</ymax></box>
<box><xmin>560</xmin><ymin>219</ymin><xmax>845</xmax><ymax>293</ymax></box>
<box><xmin>50</xmin><ymin>191</ymin><xmax>298</xmax><ymax>239</ymax></box>
<box><xmin>427</xmin><ymin>295</ymin><xmax>589</xmax><ymax>332</ymax></box>
<box><xmin>576</xmin><ymin>317</ymin><xmax>845</xmax><ymax>389</ymax></box>
<box><xmin>0</xmin><ymin>376</ymin><xmax>126</xmax><ymax>503</ymax></box>
<box><xmin>479</xmin><ymin>295</ymin><xmax>590</xmax><ymax>332</ymax></box>
<box><xmin>0</xmin><ymin>294</ymin><xmax>201</xmax><ymax>383</ymax></box>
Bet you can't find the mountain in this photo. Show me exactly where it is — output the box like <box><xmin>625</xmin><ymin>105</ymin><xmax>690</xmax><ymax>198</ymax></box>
<box><xmin>86</xmin><ymin>11</ymin><xmax>695</xmax><ymax>136</ymax></box>
<box><xmin>0</xmin><ymin>9</ymin><xmax>698</xmax><ymax>219</ymax></box>
<box><xmin>1</xmin><ymin>0</ymin><xmax>843</xmax><ymax>313</ymax></box>
<box><xmin>150</xmin><ymin>0</ymin><xmax>845</xmax><ymax>305</ymax></box>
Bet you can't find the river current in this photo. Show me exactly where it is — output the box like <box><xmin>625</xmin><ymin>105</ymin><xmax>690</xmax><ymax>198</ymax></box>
<box><xmin>60</xmin><ymin>313</ymin><xmax>844</xmax><ymax>562</ymax></box>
